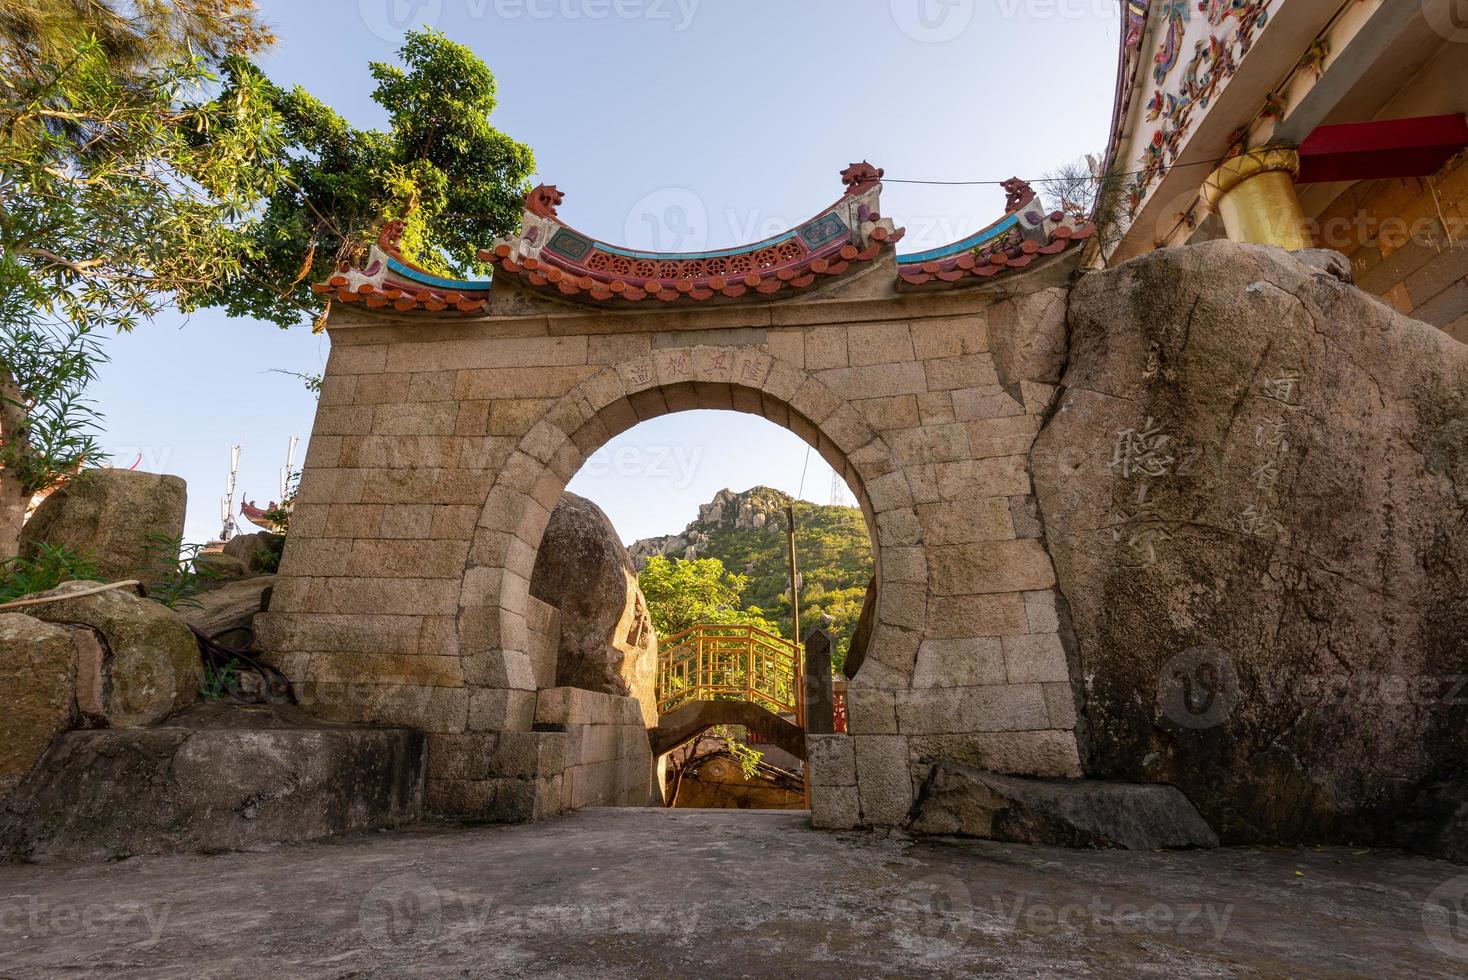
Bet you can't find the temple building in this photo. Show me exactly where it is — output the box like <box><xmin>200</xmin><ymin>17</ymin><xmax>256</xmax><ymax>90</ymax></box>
<box><xmin>1103</xmin><ymin>0</ymin><xmax>1468</xmax><ymax>340</ymax></box>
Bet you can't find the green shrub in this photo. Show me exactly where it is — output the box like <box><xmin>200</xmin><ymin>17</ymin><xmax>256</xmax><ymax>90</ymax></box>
<box><xmin>0</xmin><ymin>544</ymin><xmax>100</xmax><ymax>604</ymax></box>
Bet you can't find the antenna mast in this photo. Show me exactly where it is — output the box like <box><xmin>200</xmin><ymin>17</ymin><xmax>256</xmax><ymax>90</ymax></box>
<box><xmin>219</xmin><ymin>444</ymin><xmax>241</xmax><ymax>541</ymax></box>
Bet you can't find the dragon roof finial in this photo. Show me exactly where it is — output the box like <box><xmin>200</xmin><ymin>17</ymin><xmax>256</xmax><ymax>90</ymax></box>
<box><xmin>1001</xmin><ymin>177</ymin><xmax>1036</xmax><ymax>214</ymax></box>
<box><xmin>841</xmin><ymin>162</ymin><xmax>885</xmax><ymax>197</ymax></box>
<box><xmin>527</xmin><ymin>184</ymin><xmax>564</xmax><ymax>218</ymax></box>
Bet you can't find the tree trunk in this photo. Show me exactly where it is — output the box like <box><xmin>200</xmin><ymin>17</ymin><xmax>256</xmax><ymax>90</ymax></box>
<box><xmin>0</xmin><ymin>366</ymin><xmax>28</xmax><ymax>561</ymax></box>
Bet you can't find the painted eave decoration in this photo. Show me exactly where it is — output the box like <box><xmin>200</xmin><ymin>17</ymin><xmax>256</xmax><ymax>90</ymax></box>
<box><xmin>314</xmin><ymin>219</ymin><xmax>493</xmax><ymax>314</ymax></box>
<box><xmin>314</xmin><ymin>164</ymin><xmax>1090</xmax><ymax>314</ymax></box>
<box><xmin>481</xmin><ymin>163</ymin><xmax>903</xmax><ymax>306</ymax></box>
<box><xmin>895</xmin><ymin>178</ymin><xmax>1095</xmax><ymax>288</ymax></box>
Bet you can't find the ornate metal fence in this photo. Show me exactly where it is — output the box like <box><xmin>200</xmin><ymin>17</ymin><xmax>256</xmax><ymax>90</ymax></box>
<box><xmin>656</xmin><ymin>624</ymin><xmax>804</xmax><ymax>726</ymax></box>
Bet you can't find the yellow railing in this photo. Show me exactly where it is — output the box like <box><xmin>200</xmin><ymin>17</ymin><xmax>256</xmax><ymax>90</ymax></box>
<box><xmin>656</xmin><ymin>624</ymin><xmax>804</xmax><ymax>725</ymax></box>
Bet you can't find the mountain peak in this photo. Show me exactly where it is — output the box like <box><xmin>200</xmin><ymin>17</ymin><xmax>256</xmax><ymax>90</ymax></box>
<box><xmin>629</xmin><ymin>486</ymin><xmax>798</xmax><ymax>568</ymax></box>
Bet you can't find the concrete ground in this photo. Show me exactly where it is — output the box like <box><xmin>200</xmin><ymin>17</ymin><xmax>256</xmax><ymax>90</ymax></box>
<box><xmin>1</xmin><ymin>808</ymin><xmax>1465</xmax><ymax>978</ymax></box>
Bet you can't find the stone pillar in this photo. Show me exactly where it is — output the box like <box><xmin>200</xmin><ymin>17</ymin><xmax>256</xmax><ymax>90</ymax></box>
<box><xmin>803</xmin><ymin>629</ymin><xmax>835</xmax><ymax>736</ymax></box>
<box><xmin>1202</xmin><ymin>145</ymin><xmax>1314</xmax><ymax>250</ymax></box>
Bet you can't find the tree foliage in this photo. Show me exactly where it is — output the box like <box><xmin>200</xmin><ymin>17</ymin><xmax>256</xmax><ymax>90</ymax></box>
<box><xmin>0</xmin><ymin>320</ymin><xmax>102</xmax><ymax>496</ymax></box>
<box><xmin>682</xmin><ymin>490</ymin><xmax>872</xmax><ymax>669</ymax></box>
<box><xmin>637</xmin><ymin>555</ymin><xmax>781</xmax><ymax>642</ymax></box>
<box><xmin>0</xmin><ymin>2</ymin><xmax>282</xmax><ymax>555</ymax></box>
<box><xmin>0</xmin><ymin>0</ymin><xmax>273</xmax><ymax>77</ymax></box>
<box><xmin>1038</xmin><ymin>154</ymin><xmax>1126</xmax><ymax>258</ymax></box>
<box><xmin>199</xmin><ymin>29</ymin><xmax>536</xmax><ymax>328</ymax></box>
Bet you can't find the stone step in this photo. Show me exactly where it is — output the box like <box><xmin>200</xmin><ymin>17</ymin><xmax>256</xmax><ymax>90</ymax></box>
<box><xmin>0</xmin><ymin>703</ymin><xmax>425</xmax><ymax>863</ymax></box>
<box><xmin>910</xmin><ymin>762</ymin><xmax>1219</xmax><ymax>850</ymax></box>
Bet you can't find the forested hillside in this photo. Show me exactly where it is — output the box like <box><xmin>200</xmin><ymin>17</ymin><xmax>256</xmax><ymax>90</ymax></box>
<box><xmin>630</xmin><ymin>487</ymin><xmax>872</xmax><ymax>667</ymax></box>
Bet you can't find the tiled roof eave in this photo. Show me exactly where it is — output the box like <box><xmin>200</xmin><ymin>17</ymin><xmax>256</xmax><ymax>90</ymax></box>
<box><xmin>896</xmin><ymin>221</ymin><xmax>1096</xmax><ymax>289</ymax></box>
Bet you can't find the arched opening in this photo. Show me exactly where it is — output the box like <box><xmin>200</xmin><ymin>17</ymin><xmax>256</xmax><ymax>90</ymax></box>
<box><xmin>457</xmin><ymin>348</ymin><xmax>921</xmax><ymax>815</ymax></box>
<box><xmin>533</xmin><ymin>409</ymin><xmax>875</xmax><ymax>808</ymax></box>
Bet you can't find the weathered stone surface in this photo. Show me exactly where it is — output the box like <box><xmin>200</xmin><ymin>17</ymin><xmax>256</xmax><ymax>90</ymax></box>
<box><xmin>911</xmin><ymin>762</ymin><xmax>1218</xmax><ymax>850</ymax></box>
<box><xmin>1390</xmin><ymin>779</ymin><xmax>1468</xmax><ymax>865</ymax></box>
<box><xmin>989</xmin><ymin>286</ymin><xmax>1069</xmax><ymax>387</ymax></box>
<box><xmin>194</xmin><ymin>552</ymin><xmax>248</xmax><ymax>581</ymax></box>
<box><xmin>0</xmin><ymin>615</ymin><xmax>78</xmax><ymax>795</ymax></box>
<box><xmin>223</xmin><ymin>531</ymin><xmax>285</xmax><ymax>573</ymax></box>
<box><xmin>0</xmin><ymin>808</ymin><xmax>1457</xmax><ymax>975</ymax></box>
<box><xmin>909</xmin><ymin>731</ymin><xmax>1082</xmax><ymax>780</ymax></box>
<box><xmin>178</xmin><ymin>575</ymin><xmax>275</xmax><ymax>647</ymax></box>
<box><xmin>0</xmin><ymin>702</ymin><xmax>425</xmax><ymax>862</ymax></box>
<box><xmin>20</xmin><ymin>470</ymin><xmax>186</xmax><ymax>584</ymax></box>
<box><xmin>23</xmin><ymin>581</ymin><xmax>203</xmax><ymax>727</ymax></box>
<box><xmin>529</xmin><ymin>492</ymin><xmax>657</xmax><ymax>725</ymax></box>
<box><xmin>1034</xmin><ymin>241</ymin><xmax>1468</xmax><ymax>844</ymax></box>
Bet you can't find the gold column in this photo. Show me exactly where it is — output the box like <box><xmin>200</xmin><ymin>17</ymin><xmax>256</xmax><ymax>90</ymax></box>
<box><xmin>1202</xmin><ymin>145</ymin><xmax>1314</xmax><ymax>250</ymax></box>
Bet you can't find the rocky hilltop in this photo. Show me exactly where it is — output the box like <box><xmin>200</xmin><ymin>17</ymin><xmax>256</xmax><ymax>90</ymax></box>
<box><xmin>629</xmin><ymin>486</ymin><xmax>791</xmax><ymax>567</ymax></box>
<box><xmin>628</xmin><ymin>487</ymin><xmax>872</xmax><ymax>664</ymax></box>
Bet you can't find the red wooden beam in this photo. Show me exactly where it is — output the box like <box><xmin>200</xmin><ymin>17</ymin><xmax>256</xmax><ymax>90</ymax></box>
<box><xmin>1296</xmin><ymin>114</ymin><xmax>1468</xmax><ymax>183</ymax></box>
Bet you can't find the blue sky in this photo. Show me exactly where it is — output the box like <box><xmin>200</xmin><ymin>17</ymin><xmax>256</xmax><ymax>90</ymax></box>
<box><xmin>90</xmin><ymin>0</ymin><xmax>1119</xmax><ymax>545</ymax></box>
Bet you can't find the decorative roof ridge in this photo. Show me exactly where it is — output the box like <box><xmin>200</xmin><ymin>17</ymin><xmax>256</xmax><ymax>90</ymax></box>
<box><xmin>311</xmin><ymin>218</ymin><xmax>493</xmax><ymax>314</ymax></box>
<box><xmin>896</xmin><ymin>178</ymin><xmax>1095</xmax><ymax>289</ymax></box>
<box><xmin>477</xmin><ymin>164</ymin><xmax>906</xmax><ymax>306</ymax></box>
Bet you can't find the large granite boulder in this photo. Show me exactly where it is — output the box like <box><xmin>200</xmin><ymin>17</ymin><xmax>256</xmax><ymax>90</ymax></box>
<box><xmin>1033</xmin><ymin>241</ymin><xmax>1468</xmax><ymax>845</ymax></box>
<box><xmin>179</xmin><ymin>575</ymin><xmax>275</xmax><ymax>648</ymax></box>
<box><xmin>23</xmin><ymin>581</ymin><xmax>203</xmax><ymax>727</ymax></box>
<box><xmin>223</xmin><ymin>531</ymin><xmax>284</xmax><ymax>573</ymax></box>
<box><xmin>530</xmin><ymin>493</ymin><xmax>658</xmax><ymax>726</ymax></box>
<box><xmin>911</xmin><ymin>762</ymin><xmax>1218</xmax><ymax>850</ymax></box>
<box><xmin>0</xmin><ymin>615</ymin><xmax>85</xmax><ymax>795</ymax></box>
<box><xmin>20</xmin><ymin>469</ymin><xmax>186</xmax><ymax>584</ymax></box>
<box><xmin>0</xmin><ymin>702</ymin><xmax>425</xmax><ymax>862</ymax></box>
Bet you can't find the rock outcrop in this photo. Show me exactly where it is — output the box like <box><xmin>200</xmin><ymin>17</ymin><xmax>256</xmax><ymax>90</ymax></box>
<box><xmin>910</xmin><ymin>762</ymin><xmax>1218</xmax><ymax>850</ymax></box>
<box><xmin>21</xmin><ymin>581</ymin><xmax>204</xmax><ymax>727</ymax></box>
<box><xmin>0</xmin><ymin>615</ymin><xmax>89</xmax><ymax>795</ymax></box>
<box><xmin>1033</xmin><ymin>241</ymin><xmax>1468</xmax><ymax>844</ymax></box>
<box><xmin>529</xmin><ymin>493</ymin><xmax>658</xmax><ymax>725</ymax></box>
<box><xmin>0</xmin><ymin>702</ymin><xmax>425</xmax><ymax>862</ymax></box>
<box><xmin>19</xmin><ymin>470</ymin><xmax>186</xmax><ymax>584</ymax></box>
<box><xmin>223</xmin><ymin>531</ymin><xmax>284</xmax><ymax>573</ymax></box>
<box><xmin>628</xmin><ymin>486</ymin><xmax>790</xmax><ymax>568</ymax></box>
<box><xmin>179</xmin><ymin>575</ymin><xmax>275</xmax><ymax>649</ymax></box>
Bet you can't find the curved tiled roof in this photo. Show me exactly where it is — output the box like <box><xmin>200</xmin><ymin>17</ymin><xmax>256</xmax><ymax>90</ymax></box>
<box><xmin>479</xmin><ymin>162</ymin><xmax>904</xmax><ymax>305</ymax></box>
<box><xmin>314</xmin><ymin>165</ymin><xmax>1088</xmax><ymax>314</ymax></box>
<box><xmin>895</xmin><ymin>178</ymin><xmax>1095</xmax><ymax>288</ymax></box>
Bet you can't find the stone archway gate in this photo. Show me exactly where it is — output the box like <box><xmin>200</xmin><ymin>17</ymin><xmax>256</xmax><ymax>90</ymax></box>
<box><xmin>257</xmin><ymin>165</ymin><xmax>1097</xmax><ymax>829</ymax></box>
